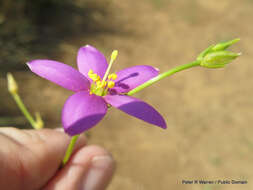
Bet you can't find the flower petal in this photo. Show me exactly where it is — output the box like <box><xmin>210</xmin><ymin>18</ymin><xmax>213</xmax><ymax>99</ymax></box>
<box><xmin>27</xmin><ymin>59</ymin><xmax>90</xmax><ymax>92</ymax></box>
<box><xmin>111</xmin><ymin>65</ymin><xmax>159</xmax><ymax>94</ymax></box>
<box><xmin>62</xmin><ymin>91</ymin><xmax>107</xmax><ymax>136</ymax></box>
<box><xmin>104</xmin><ymin>95</ymin><xmax>166</xmax><ymax>129</ymax></box>
<box><xmin>77</xmin><ymin>45</ymin><xmax>108</xmax><ymax>81</ymax></box>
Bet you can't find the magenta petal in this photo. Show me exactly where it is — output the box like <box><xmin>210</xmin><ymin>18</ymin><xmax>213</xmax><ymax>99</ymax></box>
<box><xmin>62</xmin><ymin>91</ymin><xmax>107</xmax><ymax>136</ymax></box>
<box><xmin>27</xmin><ymin>59</ymin><xmax>90</xmax><ymax>92</ymax></box>
<box><xmin>111</xmin><ymin>65</ymin><xmax>159</xmax><ymax>94</ymax></box>
<box><xmin>104</xmin><ymin>95</ymin><xmax>166</xmax><ymax>129</ymax></box>
<box><xmin>77</xmin><ymin>45</ymin><xmax>108</xmax><ymax>81</ymax></box>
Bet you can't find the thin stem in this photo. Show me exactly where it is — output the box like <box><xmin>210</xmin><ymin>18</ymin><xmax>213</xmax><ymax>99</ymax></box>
<box><xmin>11</xmin><ymin>93</ymin><xmax>39</xmax><ymax>129</ymax></box>
<box><xmin>62</xmin><ymin>135</ymin><xmax>80</xmax><ymax>166</ymax></box>
<box><xmin>127</xmin><ymin>60</ymin><xmax>200</xmax><ymax>96</ymax></box>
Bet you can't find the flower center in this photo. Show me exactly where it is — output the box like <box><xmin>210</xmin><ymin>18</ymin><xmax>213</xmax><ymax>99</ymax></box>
<box><xmin>88</xmin><ymin>50</ymin><xmax>118</xmax><ymax>96</ymax></box>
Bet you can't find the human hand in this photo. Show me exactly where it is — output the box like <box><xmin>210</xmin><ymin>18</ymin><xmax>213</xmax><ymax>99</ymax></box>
<box><xmin>0</xmin><ymin>127</ymin><xmax>115</xmax><ymax>190</ymax></box>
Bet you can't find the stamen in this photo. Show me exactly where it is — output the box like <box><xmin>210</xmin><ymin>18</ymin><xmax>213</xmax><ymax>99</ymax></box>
<box><xmin>88</xmin><ymin>70</ymin><xmax>101</xmax><ymax>82</ymax></box>
<box><xmin>88</xmin><ymin>69</ymin><xmax>93</xmax><ymax>75</ymax></box>
<box><xmin>96</xmin><ymin>76</ymin><xmax>101</xmax><ymax>81</ymax></box>
<box><xmin>90</xmin><ymin>74</ymin><xmax>97</xmax><ymax>81</ymax></box>
<box><xmin>88</xmin><ymin>51</ymin><xmax>119</xmax><ymax>96</ymax></box>
<box><xmin>97</xmin><ymin>81</ymin><xmax>107</xmax><ymax>88</ymax></box>
<box><xmin>108</xmin><ymin>73</ymin><xmax>117</xmax><ymax>80</ymax></box>
<box><xmin>107</xmin><ymin>81</ymin><xmax>115</xmax><ymax>88</ymax></box>
<box><xmin>93</xmin><ymin>75</ymin><xmax>101</xmax><ymax>82</ymax></box>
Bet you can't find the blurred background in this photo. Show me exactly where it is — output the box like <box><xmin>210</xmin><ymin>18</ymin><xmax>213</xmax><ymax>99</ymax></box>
<box><xmin>0</xmin><ymin>0</ymin><xmax>252</xmax><ymax>189</ymax></box>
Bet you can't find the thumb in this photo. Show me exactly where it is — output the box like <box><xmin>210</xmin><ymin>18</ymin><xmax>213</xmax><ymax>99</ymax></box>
<box><xmin>44</xmin><ymin>145</ymin><xmax>115</xmax><ymax>190</ymax></box>
<box><xmin>0</xmin><ymin>127</ymin><xmax>86</xmax><ymax>190</ymax></box>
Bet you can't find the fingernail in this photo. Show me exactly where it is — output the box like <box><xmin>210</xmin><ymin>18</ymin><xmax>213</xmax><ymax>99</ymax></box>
<box><xmin>82</xmin><ymin>155</ymin><xmax>114</xmax><ymax>190</ymax></box>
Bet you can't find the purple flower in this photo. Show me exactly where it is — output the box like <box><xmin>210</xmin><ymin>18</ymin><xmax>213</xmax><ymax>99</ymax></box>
<box><xmin>27</xmin><ymin>45</ymin><xmax>167</xmax><ymax>136</ymax></box>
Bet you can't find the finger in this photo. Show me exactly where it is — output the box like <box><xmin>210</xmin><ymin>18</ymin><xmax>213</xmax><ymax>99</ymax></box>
<box><xmin>0</xmin><ymin>127</ymin><xmax>86</xmax><ymax>190</ymax></box>
<box><xmin>44</xmin><ymin>145</ymin><xmax>115</xmax><ymax>190</ymax></box>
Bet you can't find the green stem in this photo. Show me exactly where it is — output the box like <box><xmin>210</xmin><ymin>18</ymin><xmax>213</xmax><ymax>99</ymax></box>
<box><xmin>62</xmin><ymin>135</ymin><xmax>79</xmax><ymax>166</ymax></box>
<box><xmin>11</xmin><ymin>93</ymin><xmax>39</xmax><ymax>129</ymax></box>
<box><xmin>127</xmin><ymin>60</ymin><xmax>200</xmax><ymax>95</ymax></box>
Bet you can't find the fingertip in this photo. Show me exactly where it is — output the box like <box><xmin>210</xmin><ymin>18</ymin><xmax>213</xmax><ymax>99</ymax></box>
<box><xmin>82</xmin><ymin>147</ymin><xmax>115</xmax><ymax>190</ymax></box>
<box><xmin>44</xmin><ymin>145</ymin><xmax>115</xmax><ymax>190</ymax></box>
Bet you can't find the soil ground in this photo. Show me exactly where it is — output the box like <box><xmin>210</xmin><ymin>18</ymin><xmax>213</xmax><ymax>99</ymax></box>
<box><xmin>1</xmin><ymin>0</ymin><xmax>253</xmax><ymax>189</ymax></box>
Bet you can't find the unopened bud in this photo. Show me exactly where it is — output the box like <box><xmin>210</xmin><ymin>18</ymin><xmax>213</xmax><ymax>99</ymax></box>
<box><xmin>200</xmin><ymin>51</ymin><xmax>241</xmax><ymax>68</ymax></box>
<box><xmin>212</xmin><ymin>38</ymin><xmax>240</xmax><ymax>51</ymax></box>
<box><xmin>7</xmin><ymin>73</ymin><xmax>18</xmax><ymax>94</ymax></box>
<box><xmin>35</xmin><ymin>112</ymin><xmax>44</xmax><ymax>129</ymax></box>
<box><xmin>196</xmin><ymin>45</ymin><xmax>215</xmax><ymax>61</ymax></box>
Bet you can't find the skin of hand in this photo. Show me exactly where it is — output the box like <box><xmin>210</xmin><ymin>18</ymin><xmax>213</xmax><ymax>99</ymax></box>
<box><xmin>0</xmin><ymin>127</ymin><xmax>115</xmax><ymax>190</ymax></box>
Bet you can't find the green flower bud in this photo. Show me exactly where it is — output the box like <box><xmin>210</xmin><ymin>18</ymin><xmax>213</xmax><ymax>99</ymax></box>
<box><xmin>200</xmin><ymin>51</ymin><xmax>241</xmax><ymax>68</ymax></box>
<box><xmin>196</xmin><ymin>44</ymin><xmax>215</xmax><ymax>61</ymax></box>
<box><xmin>7</xmin><ymin>73</ymin><xmax>18</xmax><ymax>94</ymax></box>
<box><xmin>212</xmin><ymin>38</ymin><xmax>240</xmax><ymax>51</ymax></box>
<box><xmin>35</xmin><ymin>112</ymin><xmax>44</xmax><ymax>129</ymax></box>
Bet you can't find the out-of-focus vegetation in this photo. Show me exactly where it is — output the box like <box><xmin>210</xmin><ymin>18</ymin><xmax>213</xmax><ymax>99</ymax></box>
<box><xmin>0</xmin><ymin>0</ymin><xmax>111</xmax><ymax>73</ymax></box>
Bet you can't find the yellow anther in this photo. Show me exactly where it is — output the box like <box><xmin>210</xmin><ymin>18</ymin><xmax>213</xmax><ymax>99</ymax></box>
<box><xmin>91</xmin><ymin>74</ymin><xmax>100</xmax><ymax>82</ymax></box>
<box><xmin>90</xmin><ymin>74</ymin><xmax>97</xmax><ymax>80</ymax></box>
<box><xmin>96</xmin><ymin>81</ymin><xmax>101</xmax><ymax>86</ymax></box>
<box><xmin>108</xmin><ymin>73</ymin><xmax>117</xmax><ymax>80</ymax></box>
<box><xmin>88</xmin><ymin>69</ymin><xmax>93</xmax><ymax>75</ymax></box>
<box><xmin>111</xmin><ymin>50</ymin><xmax>118</xmax><ymax>62</ymax></box>
<box><xmin>102</xmin><ymin>81</ymin><xmax>107</xmax><ymax>87</ymax></box>
<box><xmin>107</xmin><ymin>81</ymin><xmax>115</xmax><ymax>88</ymax></box>
<box><xmin>94</xmin><ymin>75</ymin><xmax>101</xmax><ymax>82</ymax></box>
<box><xmin>88</xmin><ymin>72</ymin><xmax>101</xmax><ymax>82</ymax></box>
<box><xmin>97</xmin><ymin>81</ymin><xmax>107</xmax><ymax>88</ymax></box>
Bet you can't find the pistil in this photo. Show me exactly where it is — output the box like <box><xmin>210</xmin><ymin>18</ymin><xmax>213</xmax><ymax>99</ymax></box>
<box><xmin>88</xmin><ymin>50</ymin><xmax>119</xmax><ymax>96</ymax></box>
<box><xmin>102</xmin><ymin>50</ymin><xmax>118</xmax><ymax>82</ymax></box>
